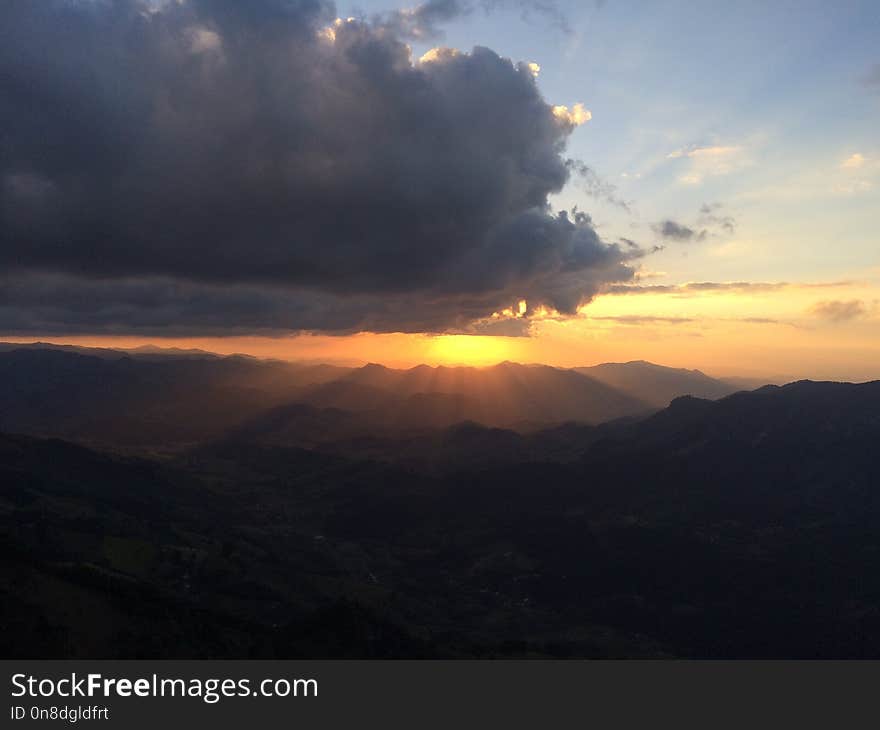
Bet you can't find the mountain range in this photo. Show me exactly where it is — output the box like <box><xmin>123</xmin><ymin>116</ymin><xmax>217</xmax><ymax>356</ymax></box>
<box><xmin>2</xmin><ymin>363</ymin><xmax>879</xmax><ymax>658</ymax></box>
<box><xmin>0</xmin><ymin>342</ymin><xmax>748</xmax><ymax>451</ymax></box>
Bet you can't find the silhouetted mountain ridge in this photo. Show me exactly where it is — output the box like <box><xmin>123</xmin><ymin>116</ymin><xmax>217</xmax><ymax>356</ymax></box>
<box><xmin>575</xmin><ymin>360</ymin><xmax>742</xmax><ymax>407</ymax></box>
<box><xmin>0</xmin><ymin>346</ymin><xmax>860</xmax><ymax>460</ymax></box>
<box><xmin>330</xmin><ymin>360</ymin><xmax>652</xmax><ymax>427</ymax></box>
<box><xmin>0</xmin><ymin>348</ymin><xmax>654</xmax><ymax>448</ymax></box>
<box><xmin>3</xmin><ymin>377</ymin><xmax>880</xmax><ymax>658</ymax></box>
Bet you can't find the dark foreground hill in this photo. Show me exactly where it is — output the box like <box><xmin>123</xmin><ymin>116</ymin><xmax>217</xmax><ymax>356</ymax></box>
<box><xmin>2</xmin><ymin>379</ymin><xmax>879</xmax><ymax>658</ymax></box>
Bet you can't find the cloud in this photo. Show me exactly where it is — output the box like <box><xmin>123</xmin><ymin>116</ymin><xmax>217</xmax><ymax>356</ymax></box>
<box><xmin>841</xmin><ymin>153</ymin><xmax>866</xmax><ymax>169</ymax></box>
<box><xmin>482</xmin><ymin>0</ymin><xmax>572</xmax><ymax>35</ymax></box>
<box><xmin>698</xmin><ymin>202</ymin><xmax>737</xmax><ymax>233</ymax></box>
<box><xmin>552</xmin><ymin>103</ymin><xmax>592</xmax><ymax>126</ymax></box>
<box><xmin>0</xmin><ymin>270</ymin><xmax>574</xmax><ymax>337</ymax></box>
<box><xmin>378</xmin><ymin>0</ymin><xmax>571</xmax><ymax>40</ymax></box>
<box><xmin>809</xmin><ymin>300</ymin><xmax>867</xmax><ymax>323</ymax></box>
<box><xmin>565</xmin><ymin>160</ymin><xmax>631</xmax><ymax>211</ymax></box>
<box><xmin>667</xmin><ymin>145</ymin><xmax>749</xmax><ymax>185</ymax></box>
<box><xmin>650</xmin><ymin>203</ymin><xmax>736</xmax><ymax>243</ymax></box>
<box><xmin>588</xmin><ymin>315</ymin><xmax>694</xmax><ymax>325</ymax></box>
<box><xmin>686</xmin><ymin>145</ymin><xmax>741</xmax><ymax>159</ymax></box>
<box><xmin>582</xmin><ymin>313</ymin><xmax>806</xmax><ymax>330</ymax></box>
<box><xmin>834</xmin><ymin>152</ymin><xmax>877</xmax><ymax>195</ymax></box>
<box><xmin>0</xmin><ymin>0</ymin><xmax>641</xmax><ymax>337</ymax></box>
<box><xmin>463</xmin><ymin>317</ymin><xmax>534</xmax><ymax>337</ymax></box>
<box><xmin>651</xmin><ymin>220</ymin><xmax>706</xmax><ymax>242</ymax></box>
<box><xmin>667</xmin><ymin>145</ymin><xmax>740</xmax><ymax>160</ymax></box>
<box><xmin>605</xmin><ymin>281</ymin><xmax>854</xmax><ymax>296</ymax></box>
<box><xmin>377</xmin><ymin>0</ymin><xmax>469</xmax><ymax>40</ymax></box>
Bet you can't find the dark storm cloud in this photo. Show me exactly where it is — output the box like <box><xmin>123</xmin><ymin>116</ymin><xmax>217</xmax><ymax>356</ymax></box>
<box><xmin>0</xmin><ymin>209</ymin><xmax>646</xmax><ymax>336</ymax></box>
<box><xmin>0</xmin><ymin>272</ymin><xmax>497</xmax><ymax>337</ymax></box>
<box><xmin>0</xmin><ymin>0</ymin><xmax>643</xmax><ymax>335</ymax></box>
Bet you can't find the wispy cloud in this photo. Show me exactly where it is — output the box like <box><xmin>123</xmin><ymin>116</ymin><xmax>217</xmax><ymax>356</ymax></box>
<box><xmin>566</xmin><ymin>159</ymin><xmax>632</xmax><ymax>212</ymax></box>
<box><xmin>667</xmin><ymin>145</ymin><xmax>742</xmax><ymax>160</ymax></box>
<box><xmin>588</xmin><ymin>315</ymin><xmax>695</xmax><ymax>324</ymax></box>
<box><xmin>605</xmin><ymin>281</ymin><xmax>854</xmax><ymax>296</ymax></box>
<box><xmin>698</xmin><ymin>202</ymin><xmax>737</xmax><ymax>234</ymax></box>
<box><xmin>650</xmin><ymin>203</ymin><xmax>736</xmax><ymax>244</ymax></box>
<box><xmin>833</xmin><ymin>152</ymin><xmax>878</xmax><ymax>195</ymax></box>
<box><xmin>841</xmin><ymin>152</ymin><xmax>866</xmax><ymax>169</ymax></box>
<box><xmin>728</xmin><ymin>317</ymin><xmax>805</xmax><ymax>329</ymax></box>
<box><xmin>585</xmin><ymin>314</ymin><xmax>801</xmax><ymax>328</ymax></box>
<box><xmin>379</xmin><ymin>0</ymin><xmax>573</xmax><ymax>40</ymax></box>
<box><xmin>809</xmin><ymin>299</ymin><xmax>867</xmax><ymax>322</ymax></box>
<box><xmin>666</xmin><ymin>145</ymin><xmax>750</xmax><ymax>185</ymax></box>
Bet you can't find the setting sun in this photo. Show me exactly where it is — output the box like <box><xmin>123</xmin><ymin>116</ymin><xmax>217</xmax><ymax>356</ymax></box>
<box><xmin>426</xmin><ymin>334</ymin><xmax>520</xmax><ymax>366</ymax></box>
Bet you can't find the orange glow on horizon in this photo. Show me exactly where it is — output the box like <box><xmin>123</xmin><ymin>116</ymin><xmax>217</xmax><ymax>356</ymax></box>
<box><xmin>426</xmin><ymin>335</ymin><xmax>519</xmax><ymax>366</ymax></box>
<box><xmin>2</xmin><ymin>278</ymin><xmax>878</xmax><ymax>381</ymax></box>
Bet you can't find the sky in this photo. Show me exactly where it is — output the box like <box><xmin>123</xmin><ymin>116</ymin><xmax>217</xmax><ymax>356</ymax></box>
<box><xmin>1</xmin><ymin>0</ymin><xmax>878</xmax><ymax>379</ymax></box>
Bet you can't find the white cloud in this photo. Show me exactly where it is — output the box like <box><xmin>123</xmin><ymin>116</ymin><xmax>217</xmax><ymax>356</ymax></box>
<box><xmin>833</xmin><ymin>152</ymin><xmax>879</xmax><ymax>194</ymax></box>
<box><xmin>832</xmin><ymin>179</ymin><xmax>873</xmax><ymax>195</ymax></box>
<box><xmin>667</xmin><ymin>145</ymin><xmax>750</xmax><ymax>185</ymax></box>
<box><xmin>552</xmin><ymin>103</ymin><xmax>592</xmax><ymax>126</ymax></box>
<box><xmin>841</xmin><ymin>152</ymin><xmax>866</xmax><ymax>169</ymax></box>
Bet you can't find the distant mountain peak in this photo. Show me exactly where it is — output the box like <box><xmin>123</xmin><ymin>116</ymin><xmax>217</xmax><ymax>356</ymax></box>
<box><xmin>575</xmin><ymin>360</ymin><xmax>739</xmax><ymax>408</ymax></box>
